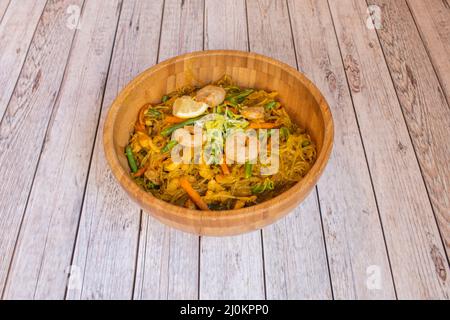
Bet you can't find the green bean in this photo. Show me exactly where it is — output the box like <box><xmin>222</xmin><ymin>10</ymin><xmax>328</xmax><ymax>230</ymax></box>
<box><xmin>244</xmin><ymin>162</ymin><xmax>253</xmax><ymax>179</ymax></box>
<box><xmin>160</xmin><ymin>116</ymin><xmax>203</xmax><ymax>137</ymax></box>
<box><xmin>226</xmin><ymin>89</ymin><xmax>254</xmax><ymax>104</ymax></box>
<box><xmin>148</xmin><ymin>108</ymin><xmax>162</xmax><ymax>118</ymax></box>
<box><xmin>226</xmin><ymin>109</ymin><xmax>236</xmax><ymax>118</ymax></box>
<box><xmin>161</xmin><ymin>140</ymin><xmax>178</xmax><ymax>154</ymax></box>
<box><xmin>125</xmin><ymin>145</ymin><xmax>138</xmax><ymax>173</ymax></box>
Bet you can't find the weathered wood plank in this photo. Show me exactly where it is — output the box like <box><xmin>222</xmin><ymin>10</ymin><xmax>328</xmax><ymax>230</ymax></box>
<box><xmin>0</xmin><ymin>0</ymin><xmax>83</xmax><ymax>296</ymax></box>
<box><xmin>198</xmin><ymin>0</ymin><xmax>265</xmax><ymax>300</ymax></box>
<box><xmin>0</xmin><ymin>0</ymin><xmax>47</xmax><ymax>119</ymax></box>
<box><xmin>287</xmin><ymin>0</ymin><xmax>395</xmax><ymax>299</ymax></box>
<box><xmin>370</xmin><ymin>0</ymin><xmax>450</xmax><ymax>260</ymax></box>
<box><xmin>133</xmin><ymin>0</ymin><xmax>203</xmax><ymax>300</ymax></box>
<box><xmin>328</xmin><ymin>0</ymin><xmax>449</xmax><ymax>299</ymax></box>
<box><xmin>204</xmin><ymin>0</ymin><xmax>248</xmax><ymax>50</ymax></box>
<box><xmin>66</xmin><ymin>0</ymin><xmax>164</xmax><ymax>300</ymax></box>
<box><xmin>246</xmin><ymin>0</ymin><xmax>332</xmax><ymax>300</ymax></box>
<box><xmin>0</xmin><ymin>0</ymin><xmax>11</xmax><ymax>22</ymax></box>
<box><xmin>406</xmin><ymin>0</ymin><xmax>450</xmax><ymax>104</ymax></box>
<box><xmin>2</xmin><ymin>0</ymin><xmax>122</xmax><ymax>300</ymax></box>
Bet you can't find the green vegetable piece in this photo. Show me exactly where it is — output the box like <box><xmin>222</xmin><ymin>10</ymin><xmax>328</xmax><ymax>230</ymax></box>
<box><xmin>281</xmin><ymin>127</ymin><xmax>290</xmax><ymax>140</ymax></box>
<box><xmin>147</xmin><ymin>181</ymin><xmax>160</xmax><ymax>190</ymax></box>
<box><xmin>226</xmin><ymin>109</ymin><xmax>236</xmax><ymax>119</ymax></box>
<box><xmin>227</xmin><ymin>98</ymin><xmax>238</xmax><ymax>106</ymax></box>
<box><xmin>125</xmin><ymin>145</ymin><xmax>138</xmax><ymax>173</ymax></box>
<box><xmin>264</xmin><ymin>101</ymin><xmax>277</xmax><ymax>110</ymax></box>
<box><xmin>162</xmin><ymin>95</ymin><xmax>170</xmax><ymax>103</ymax></box>
<box><xmin>161</xmin><ymin>140</ymin><xmax>178</xmax><ymax>153</ymax></box>
<box><xmin>302</xmin><ymin>140</ymin><xmax>311</xmax><ymax>147</ymax></box>
<box><xmin>160</xmin><ymin>116</ymin><xmax>203</xmax><ymax>137</ymax></box>
<box><xmin>226</xmin><ymin>89</ymin><xmax>254</xmax><ymax>104</ymax></box>
<box><xmin>251</xmin><ymin>178</ymin><xmax>275</xmax><ymax>194</ymax></box>
<box><xmin>148</xmin><ymin>108</ymin><xmax>162</xmax><ymax>118</ymax></box>
<box><xmin>251</xmin><ymin>184</ymin><xmax>264</xmax><ymax>194</ymax></box>
<box><xmin>244</xmin><ymin>162</ymin><xmax>253</xmax><ymax>179</ymax></box>
<box><xmin>216</xmin><ymin>104</ymin><xmax>225</xmax><ymax>114</ymax></box>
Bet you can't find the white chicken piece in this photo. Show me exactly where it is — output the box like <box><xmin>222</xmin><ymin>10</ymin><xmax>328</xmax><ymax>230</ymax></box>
<box><xmin>195</xmin><ymin>85</ymin><xmax>226</xmax><ymax>107</ymax></box>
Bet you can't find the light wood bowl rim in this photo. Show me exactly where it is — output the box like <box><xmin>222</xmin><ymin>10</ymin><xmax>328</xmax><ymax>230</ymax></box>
<box><xmin>103</xmin><ymin>50</ymin><xmax>334</xmax><ymax>234</ymax></box>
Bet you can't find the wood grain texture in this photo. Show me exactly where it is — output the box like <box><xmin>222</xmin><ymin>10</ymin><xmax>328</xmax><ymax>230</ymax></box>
<box><xmin>370</xmin><ymin>0</ymin><xmax>450</xmax><ymax>260</ymax></box>
<box><xmin>328</xmin><ymin>0</ymin><xmax>449</xmax><ymax>299</ymax></box>
<box><xmin>134</xmin><ymin>0</ymin><xmax>203</xmax><ymax>300</ymax></box>
<box><xmin>199</xmin><ymin>0</ymin><xmax>265</xmax><ymax>300</ymax></box>
<box><xmin>287</xmin><ymin>0</ymin><xmax>395</xmax><ymax>299</ymax></box>
<box><xmin>0</xmin><ymin>0</ymin><xmax>83</xmax><ymax>296</ymax></box>
<box><xmin>0</xmin><ymin>0</ymin><xmax>47</xmax><ymax>119</ymax></box>
<box><xmin>406</xmin><ymin>0</ymin><xmax>450</xmax><ymax>104</ymax></box>
<box><xmin>2</xmin><ymin>0</ymin><xmax>122</xmax><ymax>300</ymax></box>
<box><xmin>246</xmin><ymin>0</ymin><xmax>332</xmax><ymax>299</ymax></box>
<box><xmin>65</xmin><ymin>0</ymin><xmax>164</xmax><ymax>300</ymax></box>
<box><xmin>0</xmin><ymin>0</ymin><xmax>448</xmax><ymax>300</ymax></box>
<box><xmin>0</xmin><ymin>0</ymin><xmax>11</xmax><ymax>23</ymax></box>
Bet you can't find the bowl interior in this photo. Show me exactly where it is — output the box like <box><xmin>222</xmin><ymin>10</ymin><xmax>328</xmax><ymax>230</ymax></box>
<box><xmin>113</xmin><ymin>53</ymin><xmax>327</xmax><ymax>170</ymax></box>
<box><xmin>105</xmin><ymin>51</ymin><xmax>333</xmax><ymax>235</ymax></box>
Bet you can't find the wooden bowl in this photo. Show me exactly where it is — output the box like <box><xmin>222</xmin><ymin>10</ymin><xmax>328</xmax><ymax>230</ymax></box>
<box><xmin>103</xmin><ymin>50</ymin><xmax>333</xmax><ymax>236</ymax></box>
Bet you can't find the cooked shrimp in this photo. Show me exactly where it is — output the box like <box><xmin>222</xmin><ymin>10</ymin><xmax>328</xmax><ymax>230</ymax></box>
<box><xmin>195</xmin><ymin>85</ymin><xmax>226</xmax><ymax>107</ymax></box>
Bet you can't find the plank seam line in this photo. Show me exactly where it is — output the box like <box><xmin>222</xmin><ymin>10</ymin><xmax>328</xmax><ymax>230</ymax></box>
<box><xmin>0</xmin><ymin>0</ymin><xmax>11</xmax><ymax>24</ymax></box>
<box><xmin>285</xmin><ymin>0</ymin><xmax>299</xmax><ymax>72</ymax></box>
<box><xmin>326</xmin><ymin>0</ymin><xmax>398</xmax><ymax>299</ymax></box>
<box><xmin>368</xmin><ymin>0</ymin><xmax>450</xmax><ymax>265</ymax></box>
<box><xmin>138</xmin><ymin>213</ymin><xmax>150</xmax><ymax>300</ymax></box>
<box><xmin>404</xmin><ymin>0</ymin><xmax>450</xmax><ymax>109</ymax></box>
<box><xmin>260</xmin><ymin>230</ymin><xmax>268</xmax><ymax>300</ymax></box>
<box><xmin>62</xmin><ymin>0</ymin><xmax>124</xmax><ymax>300</ymax></box>
<box><xmin>131</xmin><ymin>0</ymin><xmax>168</xmax><ymax>302</ymax></box>
<box><xmin>0</xmin><ymin>0</ymin><xmax>49</xmax><ymax>125</ymax></box>
<box><xmin>132</xmin><ymin>0</ymin><xmax>167</xmax><ymax>301</ymax></box>
<box><xmin>0</xmin><ymin>0</ymin><xmax>83</xmax><ymax>300</ymax></box>
<box><xmin>33</xmin><ymin>0</ymin><xmax>98</xmax><ymax>298</ymax></box>
<box><xmin>244</xmin><ymin>0</ymin><xmax>266</xmax><ymax>300</ymax></box>
<box><xmin>244</xmin><ymin>0</ymin><xmax>251</xmax><ymax>52</ymax></box>
<box><xmin>286</xmin><ymin>0</ymin><xmax>334</xmax><ymax>299</ymax></box>
<box><xmin>314</xmin><ymin>188</ymin><xmax>335</xmax><ymax>299</ymax></box>
<box><xmin>133</xmin><ymin>0</ymin><xmax>170</xmax><ymax>300</ymax></box>
<box><xmin>131</xmin><ymin>210</ymin><xmax>143</xmax><ymax>300</ymax></box>
<box><xmin>197</xmin><ymin>0</ymin><xmax>206</xmax><ymax>301</ymax></box>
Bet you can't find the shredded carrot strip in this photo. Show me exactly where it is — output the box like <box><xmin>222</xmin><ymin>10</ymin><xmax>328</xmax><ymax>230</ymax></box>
<box><xmin>180</xmin><ymin>177</ymin><xmax>210</xmax><ymax>211</ymax></box>
<box><xmin>132</xmin><ymin>163</ymin><xmax>149</xmax><ymax>178</ymax></box>
<box><xmin>248</xmin><ymin>122</ymin><xmax>279</xmax><ymax>129</ymax></box>
<box><xmin>220</xmin><ymin>163</ymin><xmax>230</xmax><ymax>175</ymax></box>
<box><xmin>135</xmin><ymin>122</ymin><xmax>146</xmax><ymax>133</ymax></box>
<box><xmin>164</xmin><ymin>116</ymin><xmax>185</xmax><ymax>124</ymax></box>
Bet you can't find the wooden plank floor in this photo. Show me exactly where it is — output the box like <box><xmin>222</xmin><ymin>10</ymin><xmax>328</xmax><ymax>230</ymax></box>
<box><xmin>0</xmin><ymin>0</ymin><xmax>448</xmax><ymax>300</ymax></box>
